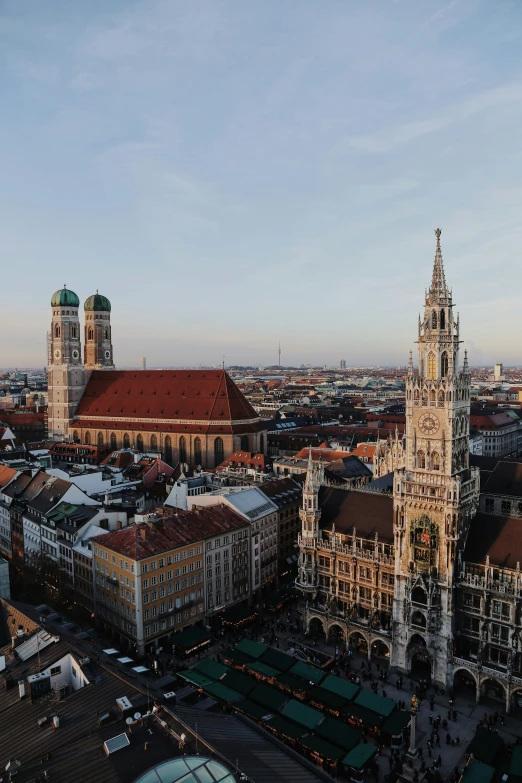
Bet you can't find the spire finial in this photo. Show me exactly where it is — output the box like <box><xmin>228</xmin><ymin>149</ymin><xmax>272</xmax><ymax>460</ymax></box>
<box><xmin>96</xmin><ymin>289</ymin><xmax>99</xmax><ymax>294</ymax></box>
<box><xmin>64</xmin><ymin>283</ymin><xmax>67</xmax><ymax>288</ymax></box>
<box><xmin>430</xmin><ymin>228</ymin><xmax>448</xmax><ymax>299</ymax></box>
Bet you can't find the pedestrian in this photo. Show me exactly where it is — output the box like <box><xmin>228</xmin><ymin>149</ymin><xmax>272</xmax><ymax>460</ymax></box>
<box><xmin>429</xmin><ymin>714</ymin><xmax>433</xmax><ymax>725</ymax></box>
<box><xmin>446</xmin><ymin>733</ymin><xmax>451</xmax><ymax>745</ymax></box>
<box><xmin>436</xmin><ymin>735</ymin><xmax>440</xmax><ymax>747</ymax></box>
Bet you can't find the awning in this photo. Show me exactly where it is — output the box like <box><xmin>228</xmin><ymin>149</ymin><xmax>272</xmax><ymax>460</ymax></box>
<box><xmin>461</xmin><ymin>759</ymin><xmax>495</xmax><ymax>783</ymax></box>
<box><xmin>320</xmin><ymin>674</ymin><xmax>360</xmax><ymax>702</ymax></box>
<box><xmin>250</xmin><ymin>683</ymin><xmax>287</xmax><ymax>712</ymax></box>
<box><xmin>342</xmin><ymin>702</ymin><xmax>384</xmax><ymax>728</ymax></box>
<box><xmin>235</xmin><ymin>699</ymin><xmax>273</xmax><ymax>722</ymax></box>
<box><xmin>172</xmin><ymin>626</ymin><xmax>213</xmax><ymax>653</ymax></box>
<box><xmin>466</xmin><ymin>727</ymin><xmax>504</xmax><ymax>766</ymax></box>
<box><xmin>178</xmin><ymin>670</ymin><xmax>215</xmax><ymax>688</ymax></box>
<box><xmin>259</xmin><ymin>648</ymin><xmax>295</xmax><ymax>672</ymax></box>
<box><xmin>265</xmin><ymin>715</ymin><xmax>306</xmax><ymax>741</ymax></box>
<box><xmin>381</xmin><ymin>710</ymin><xmax>411</xmax><ymax>737</ymax></box>
<box><xmin>343</xmin><ymin>743</ymin><xmax>378</xmax><ymax>770</ymax></box>
<box><xmin>221</xmin><ymin>670</ymin><xmax>256</xmax><ymax>696</ymax></box>
<box><xmin>234</xmin><ymin>638</ymin><xmax>267</xmax><ymax>660</ymax></box>
<box><xmin>289</xmin><ymin>661</ymin><xmax>324</xmax><ymax>685</ymax></box>
<box><xmin>354</xmin><ymin>689</ymin><xmax>395</xmax><ymax>718</ymax></box>
<box><xmin>510</xmin><ymin>745</ymin><xmax>522</xmax><ymax>777</ymax></box>
<box><xmin>315</xmin><ymin>717</ymin><xmax>361</xmax><ymax>752</ymax></box>
<box><xmin>306</xmin><ymin>685</ymin><xmax>348</xmax><ymax>712</ymax></box>
<box><xmin>193</xmin><ymin>657</ymin><xmax>229</xmax><ymax>681</ymax></box>
<box><xmin>301</xmin><ymin>735</ymin><xmax>345</xmax><ymax>761</ymax></box>
<box><xmin>281</xmin><ymin>699</ymin><xmax>323</xmax><ymax>730</ymax></box>
<box><xmin>203</xmin><ymin>682</ymin><xmax>243</xmax><ymax>703</ymax></box>
<box><xmin>247</xmin><ymin>661</ymin><xmax>280</xmax><ymax>679</ymax></box>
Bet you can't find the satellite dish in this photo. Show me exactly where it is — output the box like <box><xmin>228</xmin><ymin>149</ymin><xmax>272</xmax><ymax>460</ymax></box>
<box><xmin>126</xmin><ymin>717</ymin><xmax>133</xmax><ymax>725</ymax></box>
<box><xmin>134</xmin><ymin>712</ymin><xmax>141</xmax><ymax>721</ymax></box>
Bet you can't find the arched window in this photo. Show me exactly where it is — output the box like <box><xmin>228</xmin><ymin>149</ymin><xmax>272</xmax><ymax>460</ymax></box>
<box><xmin>240</xmin><ymin>435</ymin><xmax>249</xmax><ymax>452</ymax></box>
<box><xmin>194</xmin><ymin>437</ymin><xmax>202</xmax><ymax>466</ymax></box>
<box><xmin>259</xmin><ymin>434</ymin><xmax>265</xmax><ymax>454</ymax></box>
<box><xmin>440</xmin><ymin>309</ymin><xmax>445</xmax><ymax>329</ymax></box>
<box><xmin>110</xmin><ymin>432</ymin><xmax>117</xmax><ymax>450</ymax></box>
<box><xmin>412</xmin><ymin>610</ymin><xmax>427</xmax><ymax>628</ymax></box>
<box><xmin>55</xmin><ymin>324</ymin><xmax>60</xmax><ymax>338</ymax></box>
<box><xmin>71</xmin><ymin>325</ymin><xmax>76</xmax><ymax>338</ymax></box>
<box><xmin>150</xmin><ymin>434</ymin><xmax>158</xmax><ymax>452</ymax></box>
<box><xmin>137</xmin><ymin>434</ymin><xmax>144</xmax><ymax>452</ymax></box>
<box><xmin>431</xmin><ymin>310</ymin><xmax>437</xmax><ymax>329</ymax></box>
<box><xmin>85</xmin><ymin>431</ymin><xmax>91</xmax><ymax>445</ymax></box>
<box><xmin>412</xmin><ymin>586</ymin><xmax>427</xmax><ymax>605</ymax></box>
<box><xmin>428</xmin><ymin>352</ymin><xmax>436</xmax><ymax>379</ymax></box>
<box><xmin>430</xmin><ymin>389</ymin><xmax>436</xmax><ymax>403</ymax></box>
<box><xmin>164</xmin><ymin>436</ymin><xmax>172</xmax><ymax>465</ymax></box>
<box><xmin>432</xmin><ymin>451</ymin><xmax>440</xmax><ymax>471</ymax></box>
<box><xmin>104</xmin><ymin>327</ymin><xmax>109</xmax><ymax>340</ymax></box>
<box><xmin>441</xmin><ymin>351</ymin><xmax>448</xmax><ymax>378</ymax></box>
<box><xmin>72</xmin><ymin>430</ymin><xmax>79</xmax><ymax>443</ymax></box>
<box><xmin>123</xmin><ymin>433</ymin><xmax>131</xmax><ymax>449</ymax></box>
<box><xmin>88</xmin><ymin>327</ymin><xmax>94</xmax><ymax>340</ymax></box>
<box><xmin>214</xmin><ymin>437</ymin><xmax>224</xmax><ymax>466</ymax></box>
<box><xmin>97</xmin><ymin>431</ymin><xmax>104</xmax><ymax>447</ymax></box>
<box><xmin>179</xmin><ymin>436</ymin><xmax>187</xmax><ymax>463</ymax></box>
<box><xmin>414</xmin><ymin>389</ymin><xmax>419</xmax><ymax>400</ymax></box>
<box><xmin>417</xmin><ymin>450</ymin><xmax>425</xmax><ymax>469</ymax></box>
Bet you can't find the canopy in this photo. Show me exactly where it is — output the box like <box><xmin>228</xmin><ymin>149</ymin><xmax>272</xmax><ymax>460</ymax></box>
<box><xmin>306</xmin><ymin>685</ymin><xmax>348</xmax><ymax>711</ymax></box>
<box><xmin>172</xmin><ymin>626</ymin><xmax>213</xmax><ymax>653</ymax></box>
<box><xmin>510</xmin><ymin>745</ymin><xmax>522</xmax><ymax>777</ymax></box>
<box><xmin>381</xmin><ymin>710</ymin><xmax>411</xmax><ymax>737</ymax></box>
<box><xmin>461</xmin><ymin>759</ymin><xmax>495</xmax><ymax>783</ymax></box>
<box><xmin>235</xmin><ymin>699</ymin><xmax>273</xmax><ymax>721</ymax></box>
<box><xmin>193</xmin><ymin>657</ymin><xmax>229</xmax><ymax>681</ymax></box>
<box><xmin>354</xmin><ymin>689</ymin><xmax>395</xmax><ymax>718</ymax></box>
<box><xmin>203</xmin><ymin>682</ymin><xmax>243</xmax><ymax>703</ymax></box>
<box><xmin>289</xmin><ymin>661</ymin><xmax>325</xmax><ymax>685</ymax></box>
<box><xmin>281</xmin><ymin>699</ymin><xmax>323</xmax><ymax>730</ymax></box>
<box><xmin>300</xmin><ymin>735</ymin><xmax>345</xmax><ymax>761</ymax></box>
<box><xmin>178</xmin><ymin>670</ymin><xmax>214</xmax><ymax>688</ymax></box>
<box><xmin>250</xmin><ymin>683</ymin><xmax>287</xmax><ymax>712</ymax></box>
<box><xmin>315</xmin><ymin>717</ymin><xmax>361</xmax><ymax>752</ymax></box>
<box><xmin>265</xmin><ymin>715</ymin><xmax>306</xmax><ymax>741</ymax></box>
<box><xmin>466</xmin><ymin>727</ymin><xmax>504</xmax><ymax>766</ymax></box>
<box><xmin>343</xmin><ymin>743</ymin><xmax>378</xmax><ymax>770</ymax></box>
<box><xmin>320</xmin><ymin>674</ymin><xmax>360</xmax><ymax>702</ymax></box>
<box><xmin>234</xmin><ymin>638</ymin><xmax>267</xmax><ymax>660</ymax></box>
<box><xmin>259</xmin><ymin>648</ymin><xmax>295</xmax><ymax>672</ymax></box>
<box><xmin>247</xmin><ymin>661</ymin><xmax>280</xmax><ymax>678</ymax></box>
<box><xmin>221</xmin><ymin>670</ymin><xmax>256</xmax><ymax>696</ymax></box>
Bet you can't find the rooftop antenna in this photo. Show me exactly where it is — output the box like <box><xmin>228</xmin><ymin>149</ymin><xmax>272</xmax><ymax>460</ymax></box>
<box><xmin>278</xmin><ymin>341</ymin><xmax>281</xmax><ymax>368</ymax></box>
<box><xmin>222</xmin><ymin>356</ymin><xmax>225</xmax><ymax>370</ymax></box>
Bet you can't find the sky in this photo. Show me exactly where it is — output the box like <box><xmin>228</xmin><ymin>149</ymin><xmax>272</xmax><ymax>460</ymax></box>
<box><xmin>2</xmin><ymin>0</ymin><xmax>522</xmax><ymax>369</ymax></box>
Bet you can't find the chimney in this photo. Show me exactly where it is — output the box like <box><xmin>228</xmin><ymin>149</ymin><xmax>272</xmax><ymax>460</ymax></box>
<box><xmin>139</xmin><ymin>527</ymin><xmax>147</xmax><ymax>540</ymax></box>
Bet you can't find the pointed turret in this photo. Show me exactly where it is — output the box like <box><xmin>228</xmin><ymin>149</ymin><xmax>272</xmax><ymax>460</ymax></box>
<box><xmin>429</xmin><ymin>228</ymin><xmax>448</xmax><ymax>300</ymax></box>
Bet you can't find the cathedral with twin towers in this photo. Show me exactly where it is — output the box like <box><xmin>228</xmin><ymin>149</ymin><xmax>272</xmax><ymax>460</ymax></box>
<box><xmin>297</xmin><ymin>231</ymin><xmax>522</xmax><ymax>710</ymax></box>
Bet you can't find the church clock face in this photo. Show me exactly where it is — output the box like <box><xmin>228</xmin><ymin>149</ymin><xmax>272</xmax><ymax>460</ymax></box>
<box><xmin>54</xmin><ymin>349</ymin><xmax>61</xmax><ymax>360</ymax></box>
<box><xmin>419</xmin><ymin>412</ymin><xmax>440</xmax><ymax>435</ymax></box>
<box><xmin>72</xmin><ymin>349</ymin><xmax>79</xmax><ymax>360</ymax></box>
<box><xmin>104</xmin><ymin>349</ymin><xmax>111</xmax><ymax>360</ymax></box>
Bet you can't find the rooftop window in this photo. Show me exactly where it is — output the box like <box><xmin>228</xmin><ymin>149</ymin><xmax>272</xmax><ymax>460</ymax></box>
<box><xmin>133</xmin><ymin>757</ymin><xmax>235</xmax><ymax>783</ymax></box>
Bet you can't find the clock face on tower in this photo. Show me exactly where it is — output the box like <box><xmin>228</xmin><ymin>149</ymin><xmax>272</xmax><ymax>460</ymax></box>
<box><xmin>418</xmin><ymin>412</ymin><xmax>440</xmax><ymax>435</ymax></box>
<box><xmin>72</xmin><ymin>349</ymin><xmax>79</xmax><ymax>360</ymax></box>
<box><xmin>54</xmin><ymin>349</ymin><xmax>61</xmax><ymax>360</ymax></box>
<box><xmin>104</xmin><ymin>350</ymin><xmax>111</xmax><ymax>360</ymax></box>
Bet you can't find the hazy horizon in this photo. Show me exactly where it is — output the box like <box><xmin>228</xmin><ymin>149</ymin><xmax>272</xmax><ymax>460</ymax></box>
<box><xmin>2</xmin><ymin>1</ymin><xmax>522</xmax><ymax>367</ymax></box>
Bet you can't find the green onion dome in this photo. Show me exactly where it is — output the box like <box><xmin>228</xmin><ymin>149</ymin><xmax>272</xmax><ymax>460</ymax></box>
<box><xmin>51</xmin><ymin>285</ymin><xmax>80</xmax><ymax>308</ymax></box>
<box><xmin>84</xmin><ymin>291</ymin><xmax>111</xmax><ymax>312</ymax></box>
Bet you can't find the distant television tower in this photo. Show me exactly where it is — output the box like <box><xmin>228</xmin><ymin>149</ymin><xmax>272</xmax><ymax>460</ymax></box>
<box><xmin>278</xmin><ymin>342</ymin><xmax>281</xmax><ymax>368</ymax></box>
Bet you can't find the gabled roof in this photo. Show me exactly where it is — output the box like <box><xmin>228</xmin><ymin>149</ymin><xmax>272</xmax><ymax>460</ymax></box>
<box><xmin>463</xmin><ymin>513</ymin><xmax>522</xmax><ymax>569</ymax></box>
<box><xmin>74</xmin><ymin>370</ymin><xmax>259</xmax><ymax>425</ymax></box>
<box><xmin>0</xmin><ymin>465</ymin><xmax>18</xmax><ymax>491</ymax></box>
<box><xmin>481</xmin><ymin>461</ymin><xmax>522</xmax><ymax>498</ymax></box>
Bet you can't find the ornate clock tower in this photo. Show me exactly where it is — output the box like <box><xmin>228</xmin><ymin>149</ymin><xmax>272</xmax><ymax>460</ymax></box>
<box><xmin>391</xmin><ymin>230</ymin><xmax>479</xmax><ymax>689</ymax></box>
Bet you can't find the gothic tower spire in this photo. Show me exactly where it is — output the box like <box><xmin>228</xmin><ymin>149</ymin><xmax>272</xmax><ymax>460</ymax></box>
<box><xmin>430</xmin><ymin>228</ymin><xmax>448</xmax><ymax>299</ymax></box>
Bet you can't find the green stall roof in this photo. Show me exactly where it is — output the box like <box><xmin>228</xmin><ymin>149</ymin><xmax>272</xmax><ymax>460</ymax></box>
<box><xmin>467</xmin><ymin>727</ymin><xmax>504</xmax><ymax>766</ymax></box>
<box><xmin>178</xmin><ymin>670</ymin><xmax>214</xmax><ymax>688</ymax></box>
<box><xmin>203</xmin><ymin>682</ymin><xmax>243</xmax><ymax>703</ymax></box>
<box><xmin>172</xmin><ymin>626</ymin><xmax>213</xmax><ymax>651</ymax></box>
<box><xmin>235</xmin><ymin>699</ymin><xmax>273</xmax><ymax>721</ymax></box>
<box><xmin>221</xmin><ymin>670</ymin><xmax>256</xmax><ymax>696</ymax></box>
<box><xmin>265</xmin><ymin>715</ymin><xmax>306</xmax><ymax>741</ymax></box>
<box><xmin>223</xmin><ymin>649</ymin><xmax>254</xmax><ymax>666</ymax></box>
<box><xmin>247</xmin><ymin>661</ymin><xmax>280</xmax><ymax>678</ymax></box>
<box><xmin>193</xmin><ymin>658</ymin><xmax>229</xmax><ymax>681</ymax></box>
<box><xmin>281</xmin><ymin>699</ymin><xmax>323</xmax><ymax>730</ymax></box>
<box><xmin>381</xmin><ymin>710</ymin><xmax>411</xmax><ymax>737</ymax></box>
<box><xmin>234</xmin><ymin>638</ymin><xmax>267</xmax><ymax>660</ymax></box>
<box><xmin>354</xmin><ymin>689</ymin><xmax>396</xmax><ymax>718</ymax></box>
<box><xmin>510</xmin><ymin>745</ymin><xmax>522</xmax><ymax>777</ymax></box>
<box><xmin>276</xmin><ymin>672</ymin><xmax>310</xmax><ymax>693</ymax></box>
<box><xmin>289</xmin><ymin>661</ymin><xmax>325</xmax><ymax>685</ymax></box>
<box><xmin>301</xmin><ymin>735</ymin><xmax>346</xmax><ymax>761</ymax></box>
<box><xmin>307</xmin><ymin>685</ymin><xmax>348</xmax><ymax>712</ymax></box>
<box><xmin>320</xmin><ymin>674</ymin><xmax>360</xmax><ymax>702</ymax></box>
<box><xmin>462</xmin><ymin>759</ymin><xmax>495</xmax><ymax>783</ymax></box>
<box><xmin>342</xmin><ymin>702</ymin><xmax>384</xmax><ymax>728</ymax></box>
<box><xmin>259</xmin><ymin>648</ymin><xmax>295</xmax><ymax>672</ymax></box>
<box><xmin>250</xmin><ymin>683</ymin><xmax>287</xmax><ymax>712</ymax></box>
<box><xmin>343</xmin><ymin>743</ymin><xmax>378</xmax><ymax>770</ymax></box>
<box><xmin>315</xmin><ymin>717</ymin><xmax>361</xmax><ymax>752</ymax></box>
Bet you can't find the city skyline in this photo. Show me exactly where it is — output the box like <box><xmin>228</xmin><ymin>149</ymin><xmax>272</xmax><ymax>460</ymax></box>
<box><xmin>2</xmin><ymin>1</ymin><xmax>522</xmax><ymax>367</ymax></box>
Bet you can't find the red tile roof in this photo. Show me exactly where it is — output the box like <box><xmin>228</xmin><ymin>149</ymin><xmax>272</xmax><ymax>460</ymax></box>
<box><xmin>216</xmin><ymin>451</ymin><xmax>269</xmax><ymax>471</ymax></box>
<box><xmin>74</xmin><ymin>371</ymin><xmax>259</xmax><ymax>428</ymax></box>
<box><xmin>94</xmin><ymin>504</ymin><xmax>248</xmax><ymax>559</ymax></box>
<box><xmin>294</xmin><ymin>448</ymin><xmax>350</xmax><ymax>462</ymax></box>
<box><xmin>0</xmin><ymin>465</ymin><xmax>18</xmax><ymax>490</ymax></box>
